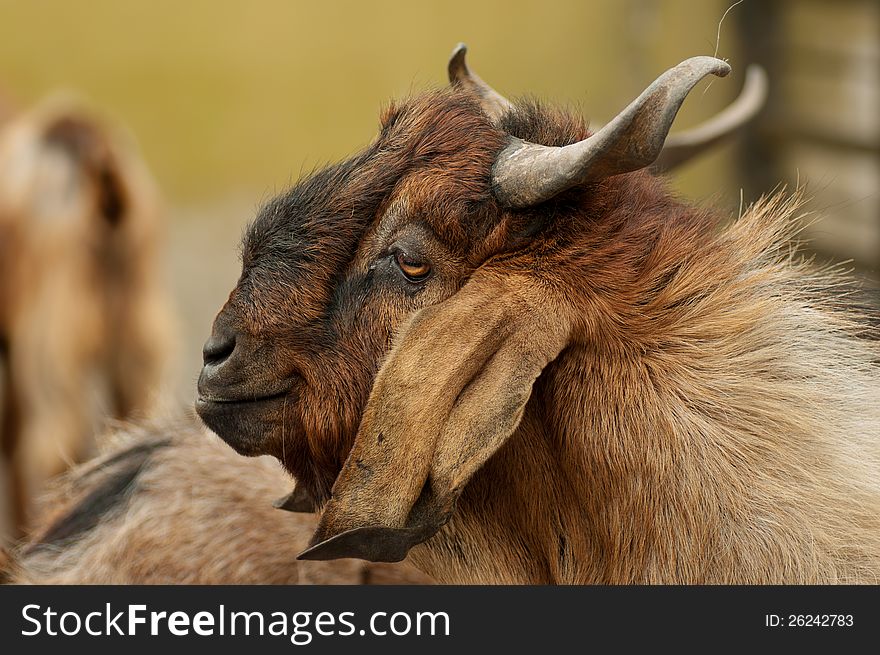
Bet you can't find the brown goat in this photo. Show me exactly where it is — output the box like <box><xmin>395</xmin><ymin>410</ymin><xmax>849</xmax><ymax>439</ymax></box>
<box><xmin>4</xmin><ymin>417</ymin><xmax>432</xmax><ymax>585</ymax></box>
<box><xmin>192</xmin><ymin>45</ymin><xmax>880</xmax><ymax>584</ymax></box>
<box><xmin>0</xmin><ymin>96</ymin><xmax>173</xmax><ymax>542</ymax></box>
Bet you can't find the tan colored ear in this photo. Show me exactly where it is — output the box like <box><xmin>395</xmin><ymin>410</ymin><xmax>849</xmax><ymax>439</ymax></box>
<box><xmin>298</xmin><ymin>270</ymin><xmax>571</xmax><ymax>562</ymax></box>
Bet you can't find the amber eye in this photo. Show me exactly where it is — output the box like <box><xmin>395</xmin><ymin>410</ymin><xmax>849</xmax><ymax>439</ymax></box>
<box><xmin>394</xmin><ymin>250</ymin><xmax>431</xmax><ymax>282</ymax></box>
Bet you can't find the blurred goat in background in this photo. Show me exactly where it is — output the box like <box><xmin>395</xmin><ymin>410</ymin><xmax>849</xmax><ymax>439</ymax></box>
<box><xmin>6</xmin><ymin>419</ymin><xmax>433</xmax><ymax>584</ymax></box>
<box><xmin>0</xmin><ymin>97</ymin><xmax>174</xmax><ymax>544</ymax></box>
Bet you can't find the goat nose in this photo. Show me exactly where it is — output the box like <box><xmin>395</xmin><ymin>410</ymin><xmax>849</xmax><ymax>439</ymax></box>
<box><xmin>202</xmin><ymin>328</ymin><xmax>236</xmax><ymax>367</ymax></box>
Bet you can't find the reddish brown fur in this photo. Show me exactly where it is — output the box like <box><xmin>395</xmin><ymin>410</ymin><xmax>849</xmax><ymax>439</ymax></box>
<box><xmin>196</xmin><ymin>87</ymin><xmax>880</xmax><ymax>583</ymax></box>
<box><xmin>0</xmin><ymin>96</ymin><xmax>174</xmax><ymax>543</ymax></box>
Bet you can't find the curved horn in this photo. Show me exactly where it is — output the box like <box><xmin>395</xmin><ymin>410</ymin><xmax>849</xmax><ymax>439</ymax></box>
<box><xmin>448</xmin><ymin>42</ymin><xmax>513</xmax><ymax>122</ymax></box>
<box><xmin>492</xmin><ymin>56</ymin><xmax>732</xmax><ymax>208</ymax></box>
<box><xmin>651</xmin><ymin>64</ymin><xmax>768</xmax><ymax>173</ymax></box>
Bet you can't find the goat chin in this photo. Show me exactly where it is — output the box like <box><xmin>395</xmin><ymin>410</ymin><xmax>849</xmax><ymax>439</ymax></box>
<box><xmin>5</xmin><ymin>416</ymin><xmax>432</xmax><ymax>585</ymax></box>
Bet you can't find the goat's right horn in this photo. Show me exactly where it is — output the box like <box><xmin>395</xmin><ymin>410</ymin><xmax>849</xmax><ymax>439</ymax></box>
<box><xmin>448</xmin><ymin>42</ymin><xmax>513</xmax><ymax>123</ymax></box>
<box><xmin>492</xmin><ymin>56</ymin><xmax>731</xmax><ymax>208</ymax></box>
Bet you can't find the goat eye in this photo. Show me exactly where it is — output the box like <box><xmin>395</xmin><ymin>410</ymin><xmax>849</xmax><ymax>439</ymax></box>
<box><xmin>394</xmin><ymin>250</ymin><xmax>431</xmax><ymax>282</ymax></box>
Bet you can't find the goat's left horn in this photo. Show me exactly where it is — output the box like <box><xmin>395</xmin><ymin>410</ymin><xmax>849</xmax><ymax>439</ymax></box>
<box><xmin>448</xmin><ymin>43</ymin><xmax>513</xmax><ymax>122</ymax></box>
<box><xmin>651</xmin><ymin>64</ymin><xmax>768</xmax><ymax>173</ymax></box>
<box><xmin>491</xmin><ymin>56</ymin><xmax>731</xmax><ymax>208</ymax></box>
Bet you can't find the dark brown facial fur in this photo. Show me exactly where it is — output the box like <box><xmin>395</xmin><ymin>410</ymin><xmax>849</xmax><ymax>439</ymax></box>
<box><xmin>198</xmin><ymin>90</ymin><xmax>511</xmax><ymax>501</ymax></box>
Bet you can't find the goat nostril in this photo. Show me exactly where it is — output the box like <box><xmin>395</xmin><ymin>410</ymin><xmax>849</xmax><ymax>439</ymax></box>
<box><xmin>202</xmin><ymin>333</ymin><xmax>236</xmax><ymax>366</ymax></box>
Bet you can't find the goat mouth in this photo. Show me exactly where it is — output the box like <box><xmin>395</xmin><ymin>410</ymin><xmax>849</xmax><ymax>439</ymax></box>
<box><xmin>196</xmin><ymin>390</ymin><xmax>289</xmax><ymax>406</ymax></box>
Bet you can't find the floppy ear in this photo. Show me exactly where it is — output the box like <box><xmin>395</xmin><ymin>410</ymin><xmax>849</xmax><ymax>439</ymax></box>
<box><xmin>298</xmin><ymin>269</ymin><xmax>571</xmax><ymax>562</ymax></box>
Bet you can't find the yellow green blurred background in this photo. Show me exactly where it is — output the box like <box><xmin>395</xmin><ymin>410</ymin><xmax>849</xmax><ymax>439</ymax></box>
<box><xmin>0</xmin><ymin>0</ymin><xmax>748</xmax><ymax>200</ymax></box>
<box><xmin>0</xmin><ymin>0</ymin><xmax>876</xmax><ymax>399</ymax></box>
